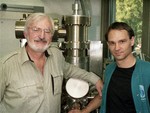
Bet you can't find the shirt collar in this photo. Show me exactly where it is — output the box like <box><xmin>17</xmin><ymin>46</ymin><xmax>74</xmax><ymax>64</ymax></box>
<box><xmin>19</xmin><ymin>46</ymin><xmax>51</xmax><ymax>65</ymax></box>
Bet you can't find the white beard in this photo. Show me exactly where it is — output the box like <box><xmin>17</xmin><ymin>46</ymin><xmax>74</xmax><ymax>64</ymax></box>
<box><xmin>27</xmin><ymin>39</ymin><xmax>50</xmax><ymax>53</ymax></box>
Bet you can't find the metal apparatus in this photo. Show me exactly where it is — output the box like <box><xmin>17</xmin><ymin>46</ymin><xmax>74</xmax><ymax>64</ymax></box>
<box><xmin>15</xmin><ymin>0</ymin><xmax>103</xmax><ymax>113</ymax></box>
<box><xmin>62</xmin><ymin>11</ymin><xmax>91</xmax><ymax>71</ymax></box>
<box><xmin>57</xmin><ymin>0</ymin><xmax>103</xmax><ymax>76</ymax></box>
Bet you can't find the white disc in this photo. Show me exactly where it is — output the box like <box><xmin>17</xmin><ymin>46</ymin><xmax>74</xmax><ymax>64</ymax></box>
<box><xmin>66</xmin><ymin>78</ymin><xmax>89</xmax><ymax>98</ymax></box>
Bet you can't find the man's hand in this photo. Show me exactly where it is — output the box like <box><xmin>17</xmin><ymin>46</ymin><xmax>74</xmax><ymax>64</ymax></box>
<box><xmin>68</xmin><ymin>95</ymin><xmax>102</xmax><ymax>113</ymax></box>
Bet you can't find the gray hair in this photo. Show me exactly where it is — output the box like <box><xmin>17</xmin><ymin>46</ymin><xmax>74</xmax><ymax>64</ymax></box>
<box><xmin>24</xmin><ymin>13</ymin><xmax>55</xmax><ymax>35</ymax></box>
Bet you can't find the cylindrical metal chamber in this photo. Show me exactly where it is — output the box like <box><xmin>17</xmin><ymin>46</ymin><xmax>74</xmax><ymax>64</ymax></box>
<box><xmin>64</xmin><ymin>15</ymin><xmax>91</xmax><ymax>70</ymax></box>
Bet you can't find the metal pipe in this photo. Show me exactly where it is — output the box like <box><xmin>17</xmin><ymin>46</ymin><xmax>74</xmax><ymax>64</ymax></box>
<box><xmin>0</xmin><ymin>3</ymin><xmax>44</xmax><ymax>13</ymax></box>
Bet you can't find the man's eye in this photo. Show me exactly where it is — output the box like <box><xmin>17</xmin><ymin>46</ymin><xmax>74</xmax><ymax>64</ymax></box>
<box><xmin>120</xmin><ymin>40</ymin><xmax>126</xmax><ymax>44</ymax></box>
<box><xmin>108</xmin><ymin>42</ymin><xmax>115</xmax><ymax>46</ymax></box>
<box><xmin>33</xmin><ymin>28</ymin><xmax>39</xmax><ymax>31</ymax></box>
<box><xmin>44</xmin><ymin>29</ymin><xmax>51</xmax><ymax>33</ymax></box>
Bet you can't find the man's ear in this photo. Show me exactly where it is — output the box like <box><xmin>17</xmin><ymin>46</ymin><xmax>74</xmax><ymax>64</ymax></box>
<box><xmin>131</xmin><ymin>36</ymin><xmax>135</xmax><ymax>46</ymax></box>
<box><xmin>107</xmin><ymin>42</ymin><xmax>109</xmax><ymax>46</ymax></box>
<box><xmin>23</xmin><ymin>31</ymin><xmax>27</xmax><ymax>39</ymax></box>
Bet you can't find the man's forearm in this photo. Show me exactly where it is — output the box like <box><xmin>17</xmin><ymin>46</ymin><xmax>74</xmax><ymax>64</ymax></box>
<box><xmin>81</xmin><ymin>95</ymin><xmax>102</xmax><ymax>113</ymax></box>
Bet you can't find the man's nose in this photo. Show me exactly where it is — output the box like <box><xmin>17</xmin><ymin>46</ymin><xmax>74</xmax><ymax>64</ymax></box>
<box><xmin>115</xmin><ymin>43</ymin><xmax>120</xmax><ymax>50</ymax></box>
<box><xmin>39</xmin><ymin>30</ymin><xmax>45</xmax><ymax>38</ymax></box>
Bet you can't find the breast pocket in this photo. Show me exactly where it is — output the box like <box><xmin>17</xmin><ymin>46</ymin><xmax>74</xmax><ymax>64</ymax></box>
<box><xmin>51</xmin><ymin>74</ymin><xmax>63</xmax><ymax>95</ymax></box>
<box><xmin>11</xmin><ymin>80</ymin><xmax>39</xmax><ymax>99</ymax></box>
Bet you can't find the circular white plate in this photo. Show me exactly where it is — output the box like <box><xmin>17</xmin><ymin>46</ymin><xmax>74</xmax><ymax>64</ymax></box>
<box><xmin>66</xmin><ymin>78</ymin><xmax>89</xmax><ymax>98</ymax></box>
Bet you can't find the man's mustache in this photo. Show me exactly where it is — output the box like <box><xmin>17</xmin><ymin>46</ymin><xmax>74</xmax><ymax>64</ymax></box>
<box><xmin>35</xmin><ymin>38</ymin><xmax>47</xmax><ymax>42</ymax></box>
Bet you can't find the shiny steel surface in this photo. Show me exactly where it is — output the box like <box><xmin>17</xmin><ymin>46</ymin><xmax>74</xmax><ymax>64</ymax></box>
<box><xmin>15</xmin><ymin>20</ymin><xmax>25</xmax><ymax>39</ymax></box>
<box><xmin>63</xmin><ymin>15</ymin><xmax>90</xmax><ymax>70</ymax></box>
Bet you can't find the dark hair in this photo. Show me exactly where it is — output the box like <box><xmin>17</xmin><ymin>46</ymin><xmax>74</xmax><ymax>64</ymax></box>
<box><xmin>105</xmin><ymin>22</ymin><xmax>135</xmax><ymax>41</ymax></box>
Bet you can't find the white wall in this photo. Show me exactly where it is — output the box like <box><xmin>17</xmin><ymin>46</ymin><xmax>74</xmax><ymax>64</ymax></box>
<box><xmin>0</xmin><ymin>0</ymin><xmax>101</xmax><ymax>58</ymax></box>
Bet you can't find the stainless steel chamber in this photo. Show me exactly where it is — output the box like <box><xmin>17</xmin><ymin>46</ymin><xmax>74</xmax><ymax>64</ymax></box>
<box><xmin>62</xmin><ymin>14</ymin><xmax>90</xmax><ymax>71</ymax></box>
